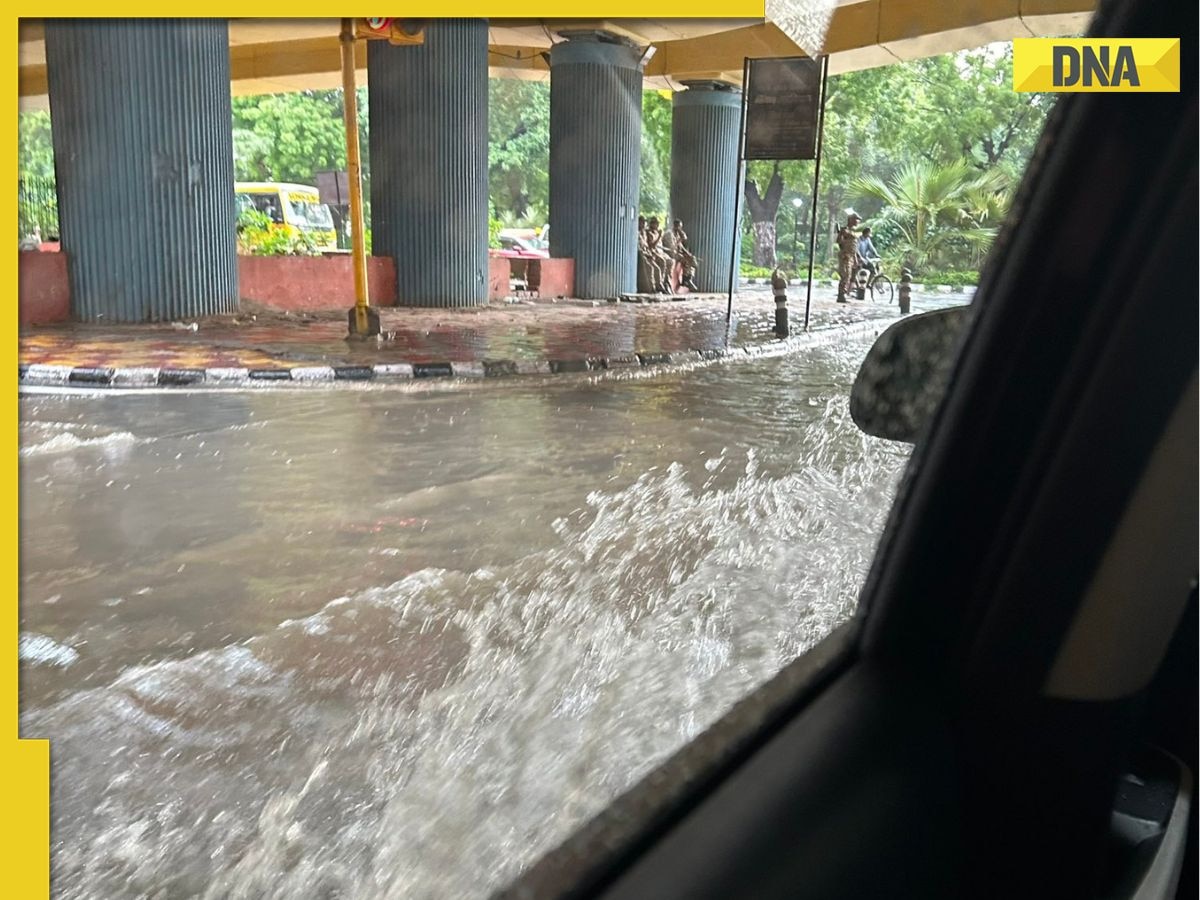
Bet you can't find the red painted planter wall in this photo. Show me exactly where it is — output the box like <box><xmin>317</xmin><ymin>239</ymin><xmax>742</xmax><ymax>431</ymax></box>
<box><xmin>238</xmin><ymin>255</ymin><xmax>397</xmax><ymax>311</ymax></box>
<box><xmin>535</xmin><ymin>258</ymin><xmax>574</xmax><ymax>298</ymax></box>
<box><xmin>19</xmin><ymin>251</ymin><xmax>71</xmax><ymax>325</ymax></box>
<box><xmin>20</xmin><ymin>253</ymin><xmax>575</xmax><ymax>322</ymax></box>
<box><xmin>488</xmin><ymin>258</ymin><xmax>510</xmax><ymax>300</ymax></box>
<box><xmin>487</xmin><ymin>257</ymin><xmax>575</xmax><ymax>300</ymax></box>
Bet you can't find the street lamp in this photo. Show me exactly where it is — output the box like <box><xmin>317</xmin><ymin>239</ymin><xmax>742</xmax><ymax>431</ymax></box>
<box><xmin>791</xmin><ymin>197</ymin><xmax>803</xmax><ymax>272</ymax></box>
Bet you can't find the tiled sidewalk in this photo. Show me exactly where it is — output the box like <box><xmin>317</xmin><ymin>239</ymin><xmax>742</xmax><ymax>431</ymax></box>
<box><xmin>18</xmin><ymin>288</ymin><xmax>967</xmax><ymax>387</ymax></box>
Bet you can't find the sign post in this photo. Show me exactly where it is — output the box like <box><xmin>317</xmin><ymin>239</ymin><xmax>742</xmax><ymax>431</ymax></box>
<box><xmin>315</xmin><ymin>170</ymin><xmax>351</xmax><ymax>250</ymax></box>
<box><xmin>340</xmin><ymin>18</ymin><xmax>378</xmax><ymax>337</ymax></box>
<box><xmin>340</xmin><ymin>18</ymin><xmax>425</xmax><ymax>337</ymax></box>
<box><xmin>802</xmin><ymin>57</ymin><xmax>829</xmax><ymax>331</ymax></box>
<box><xmin>315</xmin><ymin>170</ymin><xmax>351</xmax><ymax>207</ymax></box>
<box><xmin>726</xmin><ymin>56</ymin><xmax>828</xmax><ymax>332</ymax></box>
<box><xmin>725</xmin><ymin>58</ymin><xmax>750</xmax><ymax>327</ymax></box>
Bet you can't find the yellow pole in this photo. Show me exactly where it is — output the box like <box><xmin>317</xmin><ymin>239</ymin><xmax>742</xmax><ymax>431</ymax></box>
<box><xmin>340</xmin><ymin>19</ymin><xmax>374</xmax><ymax>335</ymax></box>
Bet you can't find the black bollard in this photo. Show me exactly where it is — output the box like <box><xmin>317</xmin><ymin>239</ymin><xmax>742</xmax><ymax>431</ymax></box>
<box><xmin>899</xmin><ymin>268</ymin><xmax>912</xmax><ymax>315</ymax></box>
<box><xmin>771</xmin><ymin>269</ymin><xmax>789</xmax><ymax>338</ymax></box>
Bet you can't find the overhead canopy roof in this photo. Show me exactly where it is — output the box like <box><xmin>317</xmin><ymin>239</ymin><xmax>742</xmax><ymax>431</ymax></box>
<box><xmin>18</xmin><ymin>2</ymin><xmax>1093</xmax><ymax>110</ymax></box>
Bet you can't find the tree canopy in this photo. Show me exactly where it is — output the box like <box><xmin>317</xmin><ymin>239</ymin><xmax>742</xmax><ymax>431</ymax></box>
<box><xmin>489</xmin><ymin>79</ymin><xmax>550</xmax><ymax>226</ymax></box>
<box><xmin>231</xmin><ymin>89</ymin><xmax>369</xmax><ymax>186</ymax></box>
<box><xmin>18</xmin><ymin>110</ymin><xmax>55</xmax><ymax>181</ymax></box>
<box><xmin>744</xmin><ymin>43</ymin><xmax>1050</xmax><ymax>274</ymax></box>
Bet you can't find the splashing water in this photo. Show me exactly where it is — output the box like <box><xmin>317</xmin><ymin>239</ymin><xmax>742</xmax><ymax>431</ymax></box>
<box><xmin>20</xmin><ymin>340</ymin><xmax>909</xmax><ymax>898</ymax></box>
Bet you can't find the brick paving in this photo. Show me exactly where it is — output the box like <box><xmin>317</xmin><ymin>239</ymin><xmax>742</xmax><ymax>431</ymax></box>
<box><xmin>19</xmin><ymin>287</ymin><xmax>965</xmax><ymax>378</ymax></box>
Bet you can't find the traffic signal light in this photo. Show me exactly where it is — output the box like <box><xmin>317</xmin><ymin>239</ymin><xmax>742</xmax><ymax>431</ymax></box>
<box><xmin>390</xmin><ymin>19</ymin><xmax>425</xmax><ymax>45</ymax></box>
<box><xmin>355</xmin><ymin>18</ymin><xmax>425</xmax><ymax>45</ymax></box>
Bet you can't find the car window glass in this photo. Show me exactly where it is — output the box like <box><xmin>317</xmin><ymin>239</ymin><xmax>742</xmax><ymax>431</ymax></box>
<box><xmin>16</xmin><ymin>26</ymin><xmax>1064</xmax><ymax>900</ymax></box>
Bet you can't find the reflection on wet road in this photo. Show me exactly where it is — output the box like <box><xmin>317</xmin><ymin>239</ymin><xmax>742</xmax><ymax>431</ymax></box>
<box><xmin>21</xmin><ymin>338</ymin><xmax>910</xmax><ymax>898</ymax></box>
<box><xmin>20</xmin><ymin>288</ymin><xmax>930</xmax><ymax>369</ymax></box>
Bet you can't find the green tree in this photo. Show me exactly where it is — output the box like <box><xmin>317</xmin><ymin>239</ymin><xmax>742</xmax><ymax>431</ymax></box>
<box><xmin>231</xmin><ymin>88</ymin><xmax>369</xmax><ymax>235</ymax></box>
<box><xmin>641</xmin><ymin>89</ymin><xmax>672</xmax><ymax>215</ymax></box>
<box><xmin>18</xmin><ymin>111</ymin><xmax>59</xmax><ymax>239</ymax></box>
<box><xmin>230</xmin><ymin>89</ymin><xmax>367</xmax><ymax>185</ymax></box>
<box><xmin>908</xmin><ymin>45</ymin><xmax>1049</xmax><ymax>176</ymax></box>
<box><xmin>18</xmin><ymin>111</ymin><xmax>56</xmax><ymax>180</ymax></box>
<box><xmin>489</xmin><ymin>79</ymin><xmax>550</xmax><ymax>226</ymax></box>
<box><xmin>744</xmin><ymin>162</ymin><xmax>787</xmax><ymax>267</ymax></box>
<box><xmin>852</xmin><ymin>159</ymin><xmax>1010</xmax><ymax>271</ymax></box>
<box><xmin>740</xmin><ymin>43</ymin><xmax>1051</xmax><ymax>272</ymax></box>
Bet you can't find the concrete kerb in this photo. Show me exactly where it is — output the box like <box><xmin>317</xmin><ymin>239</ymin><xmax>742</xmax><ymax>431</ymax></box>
<box><xmin>17</xmin><ymin>316</ymin><xmax>904</xmax><ymax>391</ymax></box>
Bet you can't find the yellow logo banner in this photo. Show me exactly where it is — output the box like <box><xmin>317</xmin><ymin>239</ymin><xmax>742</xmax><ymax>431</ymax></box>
<box><xmin>1013</xmin><ymin>38</ymin><xmax>1180</xmax><ymax>93</ymax></box>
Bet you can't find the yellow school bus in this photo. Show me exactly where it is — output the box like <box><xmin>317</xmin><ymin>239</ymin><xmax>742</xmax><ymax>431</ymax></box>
<box><xmin>234</xmin><ymin>182</ymin><xmax>338</xmax><ymax>250</ymax></box>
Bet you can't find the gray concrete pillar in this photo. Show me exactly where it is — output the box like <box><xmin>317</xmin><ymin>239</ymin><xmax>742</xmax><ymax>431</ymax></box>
<box><xmin>670</xmin><ymin>82</ymin><xmax>743</xmax><ymax>293</ymax></box>
<box><xmin>44</xmin><ymin>20</ymin><xmax>238</xmax><ymax>322</ymax></box>
<box><xmin>368</xmin><ymin>19</ymin><xmax>488</xmax><ymax>307</ymax></box>
<box><xmin>549</xmin><ymin>35</ymin><xmax>643</xmax><ymax>299</ymax></box>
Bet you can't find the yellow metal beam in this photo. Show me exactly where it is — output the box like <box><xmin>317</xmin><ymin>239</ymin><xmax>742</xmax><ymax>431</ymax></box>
<box><xmin>18</xmin><ymin>64</ymin><xmax>46</xmax><ymax>99</ymax></box>
<box><xmin>1019</xmin><ymin>0</ymin><xmax>1095</xmax><ymax>36</ymax></box>
<box><xmin>230</xmin><ymin>35</ymin><xmax>365</xmax><ymax>91</ymax></box>
<box><xmin>645</xmin><ymin>22</ymin><xmax>803</xmax><ymax>83</ymax></box>
<box><xmin>17</xmin><ymin>3</ymin><xmax>1095</xmax><ymax>105</ymax></box>
<box><xmin>339</xmin><ymin>19</ymin><xmax>377</xmax><ymax>337</ymax></box>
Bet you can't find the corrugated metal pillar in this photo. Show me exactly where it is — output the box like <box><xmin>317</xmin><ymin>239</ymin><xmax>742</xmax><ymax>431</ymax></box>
<box><xmin>549</xmin><ymin>36</ymin><xmax>642</xmax><ymax>300</ymax></box>
<box><xmin>671</xmin><ymin>83</ymin><xmax>743</xmax><ymax>293</ymax></box>
<box><xmin>44</xmin><ymin>20</ymin><xmax>237</xmax><ymax>323</ymax></box>
<box><xmin>368</xmin><ymin>19</ymin><xmax>488</xmax><ymax>307</ymax></box>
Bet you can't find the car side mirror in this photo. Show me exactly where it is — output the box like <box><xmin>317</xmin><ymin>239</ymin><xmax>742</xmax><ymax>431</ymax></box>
<box><xmin>849</xmin><ymin>306</ymin><xmax>971</xmax><ymax>443</ymax></box>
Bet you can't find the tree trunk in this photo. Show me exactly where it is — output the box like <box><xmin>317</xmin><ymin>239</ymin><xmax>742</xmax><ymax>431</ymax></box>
<box><xmin>750</xmin><ymin>221</ymin><xmax>777</xmax><ymax>267</ymax></box>
<box><xmin>744</xmin><ymin>162</ymin><xmax>784</xmax><ymax>269</ymax></box>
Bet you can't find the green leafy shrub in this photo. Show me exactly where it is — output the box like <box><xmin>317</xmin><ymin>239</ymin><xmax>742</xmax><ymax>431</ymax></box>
<box><xmin>741</xmin><ymin>265</ymin><xmax>775</xmax><ymax>279</ymax></box>
<box><xmin>741</xmin><ymin>263</ymin><xmax>841</xmax><ymax>281</ymax></box>
<box><xmin>915</xmin><ymin>269</ymin><xmax>979</xmax><ymax>287</ymax></box>
<box><xmin>237</xmin><ymin>207</ymin><xmax>321</xmax><ymax>256</ymax></box>
<box><xmin>488</xmin><ymin>212</ymin><xmax>503</xmax><ymax>249</ymax></box>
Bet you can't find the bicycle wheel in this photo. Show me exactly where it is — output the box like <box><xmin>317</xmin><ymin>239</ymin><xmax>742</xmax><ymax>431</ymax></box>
<box><xmin>871</xmin><ymin>275</ymin><xmax>894</xmax><ymax>304</ymax></box>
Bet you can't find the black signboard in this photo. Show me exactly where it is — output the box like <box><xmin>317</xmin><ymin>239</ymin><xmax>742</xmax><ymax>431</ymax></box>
<box><xmin>315</xmin><ymin>170</ymin><xmax>351</xmax><ymax>206</ymax></box>
<box><xmin>743</xmin><ymin>57</ymin><xmax>823</xmax><ymax>161</ymax></box>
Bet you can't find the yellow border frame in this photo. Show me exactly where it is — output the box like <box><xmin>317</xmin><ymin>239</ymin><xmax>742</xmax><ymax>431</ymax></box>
<box><xmin>8</xmin><ymin>16</ymin><xmax>49</xmax><ymax>895</ymax></box>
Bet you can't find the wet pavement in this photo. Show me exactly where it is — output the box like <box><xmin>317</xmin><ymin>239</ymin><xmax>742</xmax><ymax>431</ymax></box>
<box><xmin>18</xmin><ymin>326</ymin><xmax>936</xmax><ymax>898</ymax></box>
<box><xmin>18</xmin><ymin>286</ymin><xmax>961</xmax><ymax>372</ymax></box>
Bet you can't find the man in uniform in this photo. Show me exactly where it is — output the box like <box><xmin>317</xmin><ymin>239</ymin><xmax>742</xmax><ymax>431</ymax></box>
<box><xmin>671</xmin><ymin>219</ymin><xmax>700</xmax><ymax>292</ymax></box>
<box><xmin>637</xmin><ymin>215</ymin><xmax>657</xmax><ymax>294</ymax></box>
<box><xmin>646</xmin><ymin>217</ymin><xmax>673</xmax><ymax>293</ymax></box>
<box><xmin>836</xmin><ymin>211</ymin><xmax>863</xmax><ymax>303</ymax></box>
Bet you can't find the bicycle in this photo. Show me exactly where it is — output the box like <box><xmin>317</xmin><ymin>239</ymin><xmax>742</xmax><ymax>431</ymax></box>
<box><xmin>853</xmin><ymin>257</ymin><xmax>894</xmax><ymax>304</ymax></box>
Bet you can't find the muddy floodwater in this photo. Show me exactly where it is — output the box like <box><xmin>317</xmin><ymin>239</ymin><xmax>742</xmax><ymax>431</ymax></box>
<box><xmin>20</xmin><ymin>338</ymin><xmax>911</xmax><ymax>898</ymax></box>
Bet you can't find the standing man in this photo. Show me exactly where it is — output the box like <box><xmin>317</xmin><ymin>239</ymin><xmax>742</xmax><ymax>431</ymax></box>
<box><xmin>836</xmin><ymin>211</ymin><xmax>862</xmax><ymax>303</ymax></box>
<box><xmin>637</xmin><ymin>215</ymin><xmax>656</xmax><ymax>293</ymax></box>
<box><xmin>646</xmin><ymin>217</ymin><xmax>673</xmax><ymax>294</ymax></box>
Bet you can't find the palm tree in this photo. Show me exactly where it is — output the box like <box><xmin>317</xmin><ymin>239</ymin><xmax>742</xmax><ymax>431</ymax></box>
<box><xmin>852</xmin><ymin>160</ymin><xmax>1010</xmax><ymax>272</ymax></box>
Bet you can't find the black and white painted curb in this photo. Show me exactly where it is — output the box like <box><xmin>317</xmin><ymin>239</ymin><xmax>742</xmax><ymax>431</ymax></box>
<box><xmin>17</xmin><ymin>318</ymin><xmax>901</xmax><ymax>390</ymax></box>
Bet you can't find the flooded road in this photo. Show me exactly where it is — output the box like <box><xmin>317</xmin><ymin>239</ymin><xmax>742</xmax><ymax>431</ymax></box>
<box><xmin>20</xmin><ymin>338</ymin><xmax>911</xmax><ymax>898</ymax></box>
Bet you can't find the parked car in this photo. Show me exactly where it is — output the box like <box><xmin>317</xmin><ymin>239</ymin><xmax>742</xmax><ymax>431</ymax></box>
<box><xmin>490</xmin><ymin>234</ymin><xmax>549</xmax><ymax>259</ymax></box>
